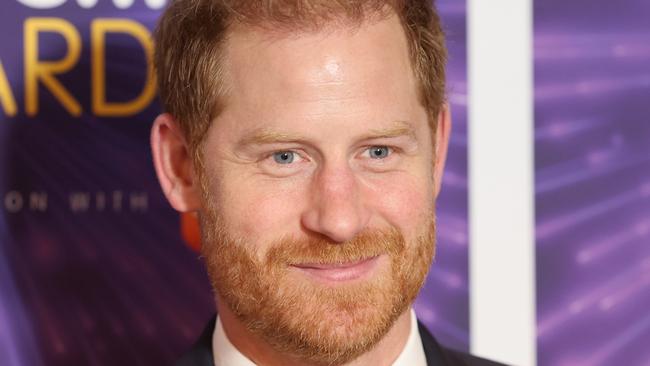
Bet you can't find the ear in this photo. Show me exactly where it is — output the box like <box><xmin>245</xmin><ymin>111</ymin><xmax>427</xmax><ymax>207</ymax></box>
<box><xmin>150</xmin><ymin>113</ymin><xmax>202</xmax><ymax>212</ymax></box>
<box><xmin>433</xmin><ymin>103</ymin><xmax>451</xmax><ymax>199</ymax></box>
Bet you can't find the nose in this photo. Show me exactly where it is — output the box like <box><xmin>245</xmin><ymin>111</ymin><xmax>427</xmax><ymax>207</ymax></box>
<box><xmin>301</xmin><ymin>165</ymin><xmax>370</xmax><ymax>243</ymax></box>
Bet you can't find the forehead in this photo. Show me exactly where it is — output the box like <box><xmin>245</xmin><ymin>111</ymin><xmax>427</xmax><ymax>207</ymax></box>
<box><xmin>217</xmin><ymin>14</ymin><xmax>425</xmax><ymax>136</ymax></box>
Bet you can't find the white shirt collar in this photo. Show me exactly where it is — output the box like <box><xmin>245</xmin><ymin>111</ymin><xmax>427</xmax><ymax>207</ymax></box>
<box><xmin>212</xmin><ymin>308</ymin><xmax>427</xmax><ymax>366</ymax></box>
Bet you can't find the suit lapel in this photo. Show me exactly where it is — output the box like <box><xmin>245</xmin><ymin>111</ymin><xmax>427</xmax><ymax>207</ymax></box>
<box><xmin>175</xmin><ymin>316</ymin><xmax>216</xmax><ymax>366</ymax></box>
<box><xmin>417</xmin><ymin>320</ymin><xmax>451</xmax><ymax>366</ymax></box>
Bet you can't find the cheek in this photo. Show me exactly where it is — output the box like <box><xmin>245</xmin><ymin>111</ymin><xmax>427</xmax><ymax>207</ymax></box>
<box><xmin>213</xmin><ymin>175</ymin><xmax>307</xmax><ymax>244</ymax></box>
<box><xmin>363</xmin><ymin>172</ymin><xmax>434</xmax><ymax>235</ymax></box>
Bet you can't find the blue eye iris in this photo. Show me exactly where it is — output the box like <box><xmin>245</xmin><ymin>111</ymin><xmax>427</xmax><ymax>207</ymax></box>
<box><xmin>273</xmin><ymin>151</ymin><xmax>295</xmax><ymax>164</ymax></box>
<box><xmin>369</xmin><ymin>146</ymin><xmax>390</xmax><ymax>159</ymax></box>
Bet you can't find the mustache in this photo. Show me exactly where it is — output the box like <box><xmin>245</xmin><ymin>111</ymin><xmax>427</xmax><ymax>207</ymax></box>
<box><xmin>264</xmin><ymin>227</ymin><xmax>406</xmax><ymax>266</ymax></box>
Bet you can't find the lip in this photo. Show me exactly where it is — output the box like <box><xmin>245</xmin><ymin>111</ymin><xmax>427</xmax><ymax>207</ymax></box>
<box><xmin>290</xmin><ymin>256</ymin><xmax>381</xmax><ymax>283</ymax></box>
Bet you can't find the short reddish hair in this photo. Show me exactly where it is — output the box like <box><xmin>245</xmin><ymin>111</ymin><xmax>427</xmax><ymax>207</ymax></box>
<box><xmin>154</xmin><ymin>0</ymin><xmax>447</xmax><ymax>155</ymax></box>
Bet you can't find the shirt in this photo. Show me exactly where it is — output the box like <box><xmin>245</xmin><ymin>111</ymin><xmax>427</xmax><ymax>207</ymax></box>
<box><xmin>212</xmin><ymin>308</ymin><xmax>427</xmax><ymax>366</ymax></box>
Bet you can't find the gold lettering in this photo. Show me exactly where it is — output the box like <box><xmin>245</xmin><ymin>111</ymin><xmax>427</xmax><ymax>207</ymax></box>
<box><xmin>0</xmin><ymin>61</ymin><xmax>17</xmax><ymax>117</ymax></box>
<box><xmin>24</xmin><ymin>18</ymin><xmax>82</xmax><ymax>117</ymax></box>
<box><xmin>91</xmin><ymin>19</ymin><xmax>156</xmax><ymax>116</ymax></box>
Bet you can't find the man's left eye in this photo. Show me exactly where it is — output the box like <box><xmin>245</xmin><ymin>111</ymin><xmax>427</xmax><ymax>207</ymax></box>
<box><xmin>367</xmin><ymin>146</ymin><xmax>391</xmax><ymax>159</ymax></box>
<box><xmin>272</xmin><ymin>151</ymin><xmax>296</xmax><ymax>164</ymax></box>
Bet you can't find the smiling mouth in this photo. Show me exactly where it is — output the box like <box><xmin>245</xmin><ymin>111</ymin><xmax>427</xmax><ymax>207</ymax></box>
<box><xmin>290</xmin><ymin>256</ymin><xmax>382</xmax><ymax>282</ymax></box>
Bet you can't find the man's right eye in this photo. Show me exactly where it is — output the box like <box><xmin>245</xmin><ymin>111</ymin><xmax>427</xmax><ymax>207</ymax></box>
<box><xmin>272</xmin><ymin>151</ymin><xmax>295</xmax><ymax>164</ymax></box>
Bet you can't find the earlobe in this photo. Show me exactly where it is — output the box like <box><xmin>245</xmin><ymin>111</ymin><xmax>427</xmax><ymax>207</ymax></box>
<box><xmin>150</xmin><ymin>113</ymin><xmax>202</xmax><ymax>212</ymax></box>
<box><xmin>433</xmin><ymin>103</ymin><xmax>451</xmax><ymax>199</ymax></box>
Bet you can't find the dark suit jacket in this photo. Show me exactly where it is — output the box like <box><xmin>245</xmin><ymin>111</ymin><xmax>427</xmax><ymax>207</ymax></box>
<box><xmin>176</xmin><ymin>316</ymin><xmax>507</xmax><ymax>366</ymax></box>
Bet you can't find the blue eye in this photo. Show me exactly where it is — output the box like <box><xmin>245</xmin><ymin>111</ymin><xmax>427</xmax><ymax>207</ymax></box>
<box><xmin>368</xmin><ymin>146</ymin><xmax>390</xmax><ymax>159</ymax></box>
<box><xmin>272</xmin><ymin>151</ymin><xmax>295</xmax><ymax>164</ymax></box>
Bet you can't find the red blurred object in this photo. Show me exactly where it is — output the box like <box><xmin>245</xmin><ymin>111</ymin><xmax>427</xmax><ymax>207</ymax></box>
<box><xmin>181</xmin><ymin>212</ymin><xmax>201</xmax><ymax>252</ymax></box>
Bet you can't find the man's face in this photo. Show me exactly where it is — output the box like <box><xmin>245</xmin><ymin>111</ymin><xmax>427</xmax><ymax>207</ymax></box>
<box><xmin>198</xmin><ymin>14</ymin><xmax>440</xmax><ymax>365</ymax></box>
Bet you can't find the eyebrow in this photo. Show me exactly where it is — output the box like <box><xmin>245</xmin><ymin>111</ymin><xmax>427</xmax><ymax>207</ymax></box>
<box><xmin>365</xmin><ymin>121</ymin><xmax>416</xmax><ymax>140</ymax></box>
<box><xmin>238</xmin><ymin>130</ymin><xmax>306</xmax><ymax>146</ymax></box>
<box><xmin>238</xmin><ymin>121</ymin><xmax>417</xmax><ymax>147</ymax></box>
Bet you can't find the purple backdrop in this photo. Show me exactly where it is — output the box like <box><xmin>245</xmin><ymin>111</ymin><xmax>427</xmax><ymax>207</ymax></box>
<box><xmin>535</xmin><ymin>0</ymin><xmax>650</xmax><ymax>365</ymax></box>
<box><xmin>0</xmin><ymin>1</ymin><xmax>469</xmax><ymax>365</ymax></box>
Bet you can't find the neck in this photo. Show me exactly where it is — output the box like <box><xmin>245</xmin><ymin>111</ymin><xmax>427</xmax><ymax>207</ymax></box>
<box><xmin>215</xmin><ymin>296</ymin><xmax>412</xmax><ymax>366</ymax></box>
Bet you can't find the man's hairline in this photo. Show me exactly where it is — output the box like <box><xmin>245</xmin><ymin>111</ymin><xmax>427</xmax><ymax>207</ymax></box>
<box><xmin>188</xmin><ymin>9</ymin><xmax>442</xmax><ymax>164</ymax></box>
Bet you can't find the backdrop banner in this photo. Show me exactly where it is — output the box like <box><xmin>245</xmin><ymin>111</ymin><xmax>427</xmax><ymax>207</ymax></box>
<box><xmin>535</xmin><ymin>0</ymin><xmax>650</xmax><ymax>365</ymax></box>
<box><xmin>0</xmin><ymin>1</ymin><xmax>470</xmax><ymax>365</ymax></box>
